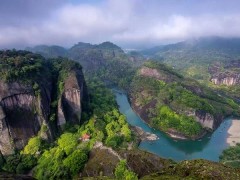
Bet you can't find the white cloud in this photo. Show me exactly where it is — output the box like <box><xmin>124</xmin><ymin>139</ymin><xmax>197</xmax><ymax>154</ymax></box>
<box><xmin>1</xmin><ymin>0</ymin><xmax>240</xmax><ymax>48</ymax></box>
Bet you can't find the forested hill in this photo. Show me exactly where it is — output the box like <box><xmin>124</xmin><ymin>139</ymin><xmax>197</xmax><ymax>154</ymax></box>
<box><xmin>27</xmin><ymin>41</ymin><xmax>144</xmax><ymax>89</ymax></box>
<box><xmin>141</xmin><ymin>37</ymin><xmax>240</xmax><ymax>67</ymax></box>
<box><xmin>129</xmin><ymin>61</ymin><xmax>240</xmax><ymax>139</ymax></box>
<box><xmin>140</xmin><ymin>37</ymin><xmax>240</xmax><ymax>103</ymax></box>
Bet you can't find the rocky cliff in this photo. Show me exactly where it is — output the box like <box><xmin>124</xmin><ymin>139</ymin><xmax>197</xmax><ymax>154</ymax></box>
<box><xmin>209</xmin><ymin>60</ymin><xmax>240</xmax><ymax>86</ymax></box>
<box><xmin>129</xmin><ymin>61</ymin><xmax>239</xmax><ymax>139</ymax></box>
<box><xmin>57</xmin><ymin>70</ymin><xmax>87</xmax><ymax>127</ymax></box>
<box><xmin>0</xmin><ymin>81</ymin><xmax>53</xmax><ymax>155</ymax></box>
<box><xmin>0</xmin><ymin>50</ymin><xmax>87</xmax><ymax>155</ymax></box>
<box><xmin>211</xmin><ymin>73</ymin><xmax>240</xmax><ymax>86</ymax></box>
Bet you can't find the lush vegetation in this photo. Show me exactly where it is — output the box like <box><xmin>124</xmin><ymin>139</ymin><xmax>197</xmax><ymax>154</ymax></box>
<box><xmin>32</xmin><ymin>79</ymin><xmax>133</xmax><ymax>179</ymax></box>
<box><xmin>141</xmin><ymin>37</ymin><xmax>240</xmax><ymax>70</ymax></box>
<box><xmin>220</xmin><ymin>143</ymin><xmax>240</xmax><ymax>168</ymax></box>
<box><xmin>141</xmin><ymin>37</ymin><xmax>240</xmax><ymax>104</ymax></box>
<box><xmin>0</xmin><ymin>50</ymin><xmax>134</xmax><ymax>179</ymax></box>
<box><xmin>114</xmin><ymin>160</ymin><xmax>138</xmax><ymax>180</ymax></box>
<box><xmin>152</xmin><ymin>105</ymin><xmax>202</xmax><ymax>136</ymax></box>
<box><xmin>0</xmin><ymin>50</ymin><xmax>48</xmax><ymax>83</ymax></box>
<box><xmin>1</xmin><ymin>40</ymin><xmax>239</xmax><ymax>179</ymax></box>
<box><xmin>28</xmin><ymin>41</ymin><xmax>142</xmax><ymax>89</ymax></box>
<box><xmin>141</xmin><ymin>159</ymin><xmax>240</xmax><ymax>180</ymax></box>
<box><xmin>0</xmin><ymin>78</ymin><xmax>133</xmax><ymax>179</ymax></box>
<box><xmin>130</xmin><ymin>61</ymin><xmax>240</xmax><ymax>137</ymax></box>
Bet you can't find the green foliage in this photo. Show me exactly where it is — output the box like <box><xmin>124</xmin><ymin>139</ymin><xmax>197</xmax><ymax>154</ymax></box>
<box><xmin>0</xmin><ymin>50</ymin><xmax>46</xmax><ymax>82</ymax></box>
<box><xmin>2</xmin><ymin>154</ymin><xmax>21</xmax><ymax>173</ymax></box>
<box><xmin>78</xmin><ymin>80</ymin><xmax>133</xmax><ymax>149</ymax></box>
<box><xmin>16</xmin><ymin>155</ymin><xmax>37</xmax><ymax>174</ymax></box>
<box><xmin>152</xmin><ymin>105</ymin><xmax>202</xmax><ymax>136</ymax></box>
<box><xmin>0</xmin><ymin>137</ymin><xmax>44</xmax><ymax>174</ymax></box>
<box><xmin>121</xmin><ymin>124</ymin><xmax>132</xmax><ymax>142</ymax></box>
<box><xmin>130</xmin><ymin>61</ymin><xmax>240</xmax><ymax>137</ymax></box>
<box><xmin>220</xmin><ymin>143</ymin><xmax>240</xmax><ymax>168</ymax></box>
<box><xmin>22</xmin><ymin>137</ymin><xmax>43</xmax><ymax>156</ymax></box>
<box><xmin>63</xmin><ymin>149</ymin><xmax>88</xmax><ymax>175</ymax></box>
<box><xmin>96</xmin><ymin>59</ymin><xmax>136</xmax><ymax>89</ymax></box>
<box><xmin>33</xmin><ymin>79</ymin><xmax>133</xmax><ymax>179</ymax></box>
<box><xmin>87</xmin><ymin>78</ymin><xmax>117</xmax><ymax>117</ymax></box>
<box><xmin>33</xmin><ymin>82</ymin><xmax>41</xmax><ymax>96</ymax></box>
<box><xmin>34</xmin><ymin>133</ymin><xmax>88</xmax><ymax>179</ymax></box>
<box><xmin>57</xmin><ymin>133</ymin><xmax>78</xmax><ymax>155</ymax></box>
<box><xmin>105</xmin><ymin>135</ymin><xmax>123</xmax><ymax>148</ymax></box>
<box><xmin>34</xmin><ymin>147</ymin><xmax>70</xmax><ymax>180</ymax></box>
<box><xmin>114</xmin><ymin>160</ymin><xmax>138</xmax><ymax>180</ymax></box>
<box><xmin>142</xmin><ymin>37</ymin><xmax>240</xmax><ymax>71</ymax></box>
<box><xmin>0</xmin><ymin>50</ymin><xmax>135</xmax><ymax>178</ymax></box>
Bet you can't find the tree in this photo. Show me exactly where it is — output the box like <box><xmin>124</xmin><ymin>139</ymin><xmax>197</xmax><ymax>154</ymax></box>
<box><xmin>57</xmin><ymin>133</ymin><xmax>78</xmax><ymax>155</ymax></box>
<box><xmin>22</xmin><ymin>137</ymin><xmax>42</xmax><ymax>155</ymax></box>
<box><xmin>121</xmin><ymin>124</ymin><xmax>132</xmax><ymax>142</ymax></box>
<box><xmin>63</xmin><ymin>150</ymin><xmax>88</xmax><ymax>175</ymax></box>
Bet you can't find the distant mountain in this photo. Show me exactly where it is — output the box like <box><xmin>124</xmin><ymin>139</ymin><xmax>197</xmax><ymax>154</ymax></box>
<box><xmin>26</xmin><ymin>45</ymin><xmax>67</xmax><ymax>58</ymax></box>
<box><xmin>141</xmin><ymin>37</ymin><xmax>240</xmax><ymax>69</ymax></box>
<box><xmin>140</xmin><ymin>37</ymin><xmax>240</xmax><ymax>104</ymax></box>
<box><xmin>27</xmin><ymin>41</ymin><xmax>144</xmax><ymax>88</ymax></box>
<box><xmin>27</xmin><ymin>42</ymin><xmax>133</xmax><ymax>71</ymax></box>
<box><xmin>67</xmin><ymin>41</ymin><xmax>126</xmax><ymax>71</ymax></box>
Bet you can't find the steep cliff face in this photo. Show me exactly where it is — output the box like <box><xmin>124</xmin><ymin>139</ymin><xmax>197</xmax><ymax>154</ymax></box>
<box><xmin>211</xmin><ymin>73</ymin><xmax>240</xmax><ymax>86</ymax></box>
<box><xmin>57</xmin><ymin>70</ymin><xmax>86</xmax><ymax>126</ymax></box>
<box><xmin>0</xmin><ymin>82</ymin><xmax>52</xmax><ymax>155</ymax></box>
<box><xmin>0</xmin><ymin>50</ymin><xmax>88</xmax><ymax>155</ymax></box>
<box><xmin>194</xmin><ymin>110</ymin><xmax>216</xmax><ymax>129</ymax></box>
<box><xmin>209</xmin><ymin>60</ymin><xmax>240</xmax><ymax>86</ymax></box>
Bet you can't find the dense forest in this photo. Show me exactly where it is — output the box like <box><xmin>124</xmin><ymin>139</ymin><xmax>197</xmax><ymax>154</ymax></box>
<box><xmin>0</xmin><ymin>39</ymin><xmax>240</xmax><ymax>179</ymax></box>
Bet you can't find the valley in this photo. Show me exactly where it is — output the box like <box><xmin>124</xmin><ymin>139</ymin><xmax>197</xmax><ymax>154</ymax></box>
<box><xmin>115</xmin><ymin>89</ymin><xmax>237</xmax><ymax>161</ymax></box>
<box><xmin>0</xmin><ymin>38</ymin><xmax>240</xmax><ymax>179</ymax></box>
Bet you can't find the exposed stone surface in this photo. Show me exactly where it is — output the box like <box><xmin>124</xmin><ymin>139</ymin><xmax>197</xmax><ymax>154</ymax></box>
<box><xmin>129</xmin><ymin>63</ymin><xmax>235</xmax><ymax>140</ymax></box>
<box><xmin>0</xmin><ymin>81</ymin><xmax>52</xmax><ymax>155</ymax></box>
<box><xmin>209</xmin><ymin>60</ymin><xmax>240</xmax><ymax>86</ymax></box>
<box><xmin>195</xmin><ymin>110</ymin><xmax>215</xmax><ymax>129</ymax></box>
<box><xmin>211</xmin><ymin>74</ymin><xmax>240</xmax><ymax>86</ymax></box>
<box><xmin>0</xmin><ymin>69</ymin><xmax>87</xmax><ymax>155</ymax></box>
<box><xmin>140</xmin><ymin>67</ymin><xmax>161</xmax><ymax>79</ymax></box>
<box><xmin>131</xmin><ymin>126</ymin><xmax>158</xmax><ymax>141</ymax></box>
<box><xmin>57</xmin><ymin>70</ymin><xmax>86</xmax><ymax>126</ymax></box>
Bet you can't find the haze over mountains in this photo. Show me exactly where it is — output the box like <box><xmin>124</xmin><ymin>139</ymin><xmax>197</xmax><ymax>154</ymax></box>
<box><xmin>1</xmin><ymin>0</ymin><xmax>240</xmax><ymax>49</ymax></box>
<box><xmin>1</xmin><ymin>1</ymin><xmax>240</xmax><ymax>179</ymax></box>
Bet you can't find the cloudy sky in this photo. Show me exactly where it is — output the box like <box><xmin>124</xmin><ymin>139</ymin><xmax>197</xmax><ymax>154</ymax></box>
<box><xmin>1</xmin><ymin>0</ymin><xmax>240</xmax><ymax>49</ymax></box>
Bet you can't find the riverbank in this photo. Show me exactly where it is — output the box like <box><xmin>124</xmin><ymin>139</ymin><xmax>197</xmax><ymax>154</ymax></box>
<box><xmin>114</xmin><ymin>89</ymin><xmax>235</xmax><ymax>161</ymax></box>
<box><xmin>131</xmin><ymin>126</ymin><xmax>158</xmax><ymax>141</ymax></box>
<box><xmin>129</xmin><ymin>95</ymin><xmax>209</xmax><ymax>140</ymax></box>
<box><xmin>227</xmin><ymin>120</ymin><xmax>240</xmax><ymax>146</ymax></box>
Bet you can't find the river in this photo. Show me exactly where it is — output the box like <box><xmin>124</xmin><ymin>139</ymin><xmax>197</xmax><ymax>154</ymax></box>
<box><xmin>114</xmin><ymin>89</ymin><xmax>233</xmax><ymax>162</ymax></box>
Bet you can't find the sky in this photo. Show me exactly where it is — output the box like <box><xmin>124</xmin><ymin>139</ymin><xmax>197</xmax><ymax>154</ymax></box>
<box><xmin>1</xmin><ymin>0</ymin><xmax>240</xmax><ymax>49</ymax></box>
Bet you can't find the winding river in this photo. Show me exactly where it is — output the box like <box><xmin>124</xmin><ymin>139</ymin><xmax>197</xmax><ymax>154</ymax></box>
<box><xmin>113</xmin><ymin>89</ymin><xmax>234</xmax><ymax>162</ymax></box>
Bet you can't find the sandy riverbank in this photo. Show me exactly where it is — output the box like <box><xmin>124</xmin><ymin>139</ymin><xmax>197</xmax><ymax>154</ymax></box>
<box><xmin>227</xmin><ymin>120</ymin><xmax>240</xmax><ymax>146</ymax></box>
